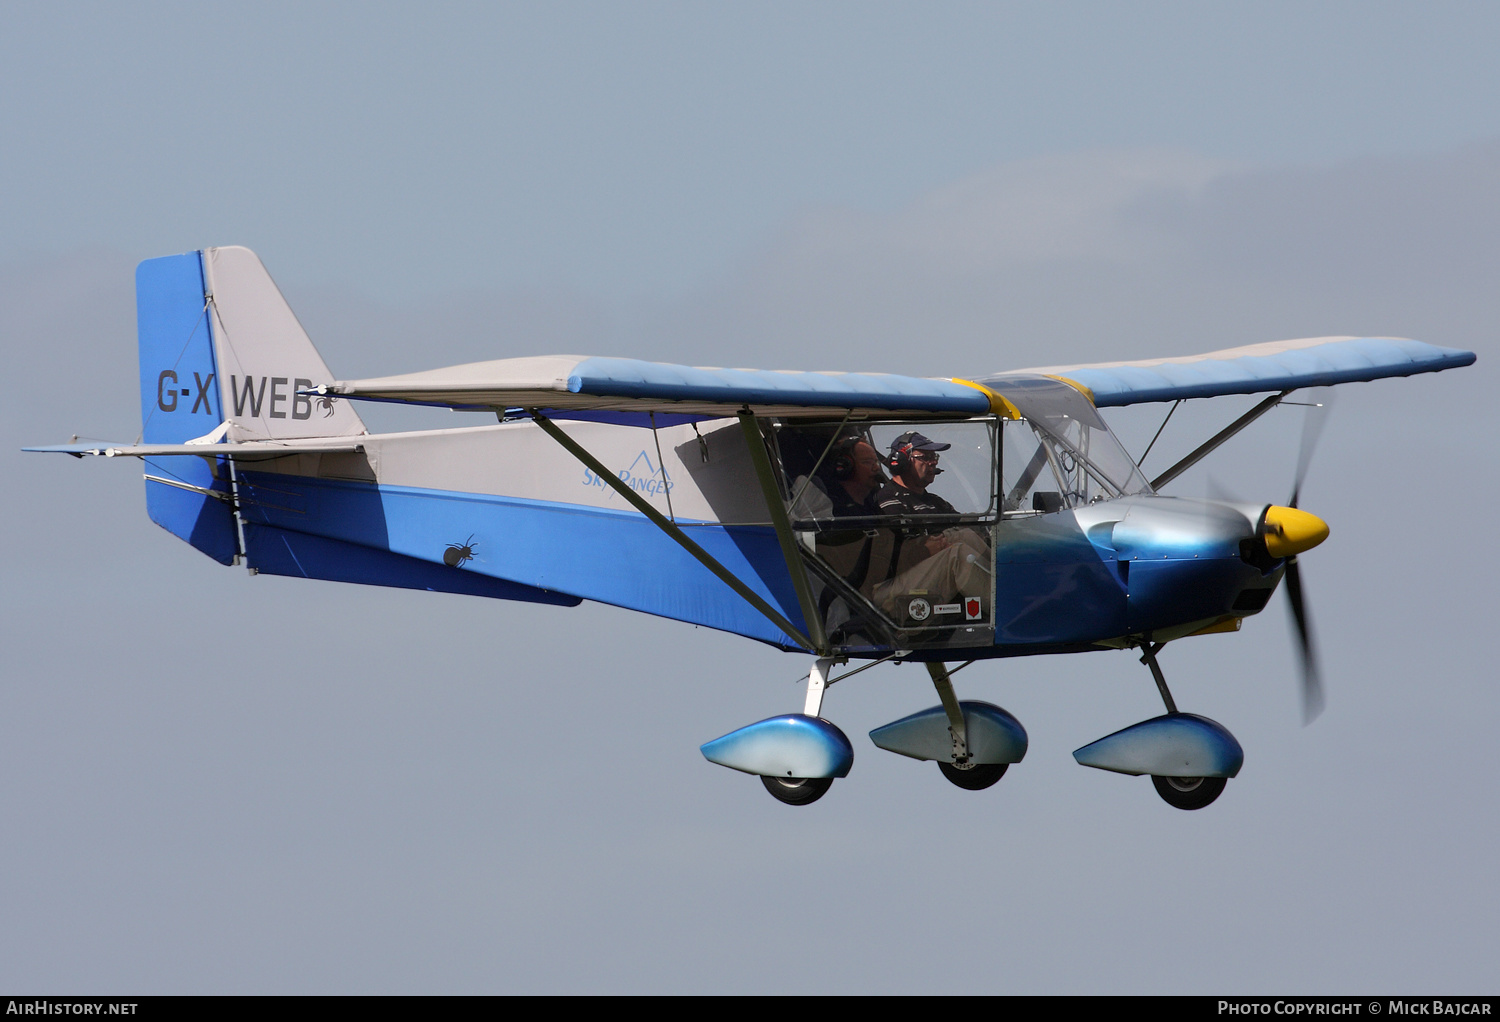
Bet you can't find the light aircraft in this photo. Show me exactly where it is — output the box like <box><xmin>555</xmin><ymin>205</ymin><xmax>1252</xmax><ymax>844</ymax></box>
<box><xmin>26</xmin><ymin>246</ymin><xmax>1477</xmax><ymax>809</ymax></box>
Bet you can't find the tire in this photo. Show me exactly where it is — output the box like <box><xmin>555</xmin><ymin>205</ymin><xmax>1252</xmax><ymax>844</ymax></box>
<box><xmin>761</xmin><ymin>775</ymin><xmax>834</xmax><ymax>806</ymax></box>
<box><xmin>937</xmin><ymin>761</ymin><xmax>1008</xmax><ymax>790</ymax></box>
<box><xmin>1151</xmin><ymin>774</ymin><xmax>1227</xmax><ymax>810</ymax></box>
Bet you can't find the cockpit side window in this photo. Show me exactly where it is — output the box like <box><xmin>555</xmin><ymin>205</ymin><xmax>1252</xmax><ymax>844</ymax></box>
<box><xmin>775</xmin><ymin>420</ymin><xmax>998</xmax><ymax>524</ymax></box>
<box><xmin>1001</xmin><ymin>420</ymin><xmax>1068</xmax><ymax>513</ymax></box>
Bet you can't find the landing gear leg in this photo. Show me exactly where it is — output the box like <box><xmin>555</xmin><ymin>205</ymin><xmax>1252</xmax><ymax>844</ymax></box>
<box><xmin>927</xmin><ymin>662</ymin><xmax>1008</xmax><ymax>790</ymax></box>
<box><xmin>927</xmin><ymin>662</ymin><xmax>968</xmax><ymax>765</ymax></box>
<box><xmin>1138</xmin><ymin>642</ymin><xmax>1226</xmax><ymax>811</ymax></box>
<box><xmin>804</xmin><ymin>656</ymin><xmax>837</xmax><ymax>717</ymax></box>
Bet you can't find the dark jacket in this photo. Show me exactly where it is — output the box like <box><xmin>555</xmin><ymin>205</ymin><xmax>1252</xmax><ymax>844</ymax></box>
<box><xmin>875</xmin><ymin>481</ymin><xmax>958</xmax><ymax>518</ymax></box>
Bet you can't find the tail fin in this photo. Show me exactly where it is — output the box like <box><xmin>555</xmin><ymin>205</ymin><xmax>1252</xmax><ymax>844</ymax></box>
<box><xmin>135</xmin><ymin>246</ymin><xmax>366</xmax><ymax>563</ymax></box>
<box><xmin>201</xmin><ymin>246</ymin><xmax>366</xmax><ymax>441</ymax></box>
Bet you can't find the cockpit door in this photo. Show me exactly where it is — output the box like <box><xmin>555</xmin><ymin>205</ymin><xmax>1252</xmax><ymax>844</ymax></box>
<box><xmin>772</xmin><ymin>418</ymin><xmax>999</xmax><ymax>654</ymax></box>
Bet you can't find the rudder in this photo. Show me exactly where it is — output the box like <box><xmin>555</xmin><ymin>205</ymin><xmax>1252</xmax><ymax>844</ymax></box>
<box><xmin>136</xmin><ymin>251</ymin><xmax>237</xmax><ymax>563</ymax></box>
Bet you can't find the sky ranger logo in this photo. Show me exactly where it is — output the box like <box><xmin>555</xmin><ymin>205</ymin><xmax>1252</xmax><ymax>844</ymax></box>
<box><xmin>582</xmin><ymin>451</ymin><xmax>674</xmax><ymax>499</ymax></box>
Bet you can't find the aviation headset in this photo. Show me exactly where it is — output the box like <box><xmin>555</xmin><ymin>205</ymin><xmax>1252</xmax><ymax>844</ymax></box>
<box><xmin>829</xmin><ymin>434</ymin><xmax>865</xmax><ymax>480</ymax></box>
<box><xmin>887</xmin><ymin>436</ymin><xmax>916</xmax><ymax>474</ymax></box>
<box><xmin>887</xmin><ymin>432</ymin><xmax>944</xmax><ymax>476</ymax></box>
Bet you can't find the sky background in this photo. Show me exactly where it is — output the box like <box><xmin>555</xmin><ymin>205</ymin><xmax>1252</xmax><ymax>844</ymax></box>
<box><xmin>2</xmin><ymin>1</ymin><xmax>1496</xmax><ymax>994</ymax></box>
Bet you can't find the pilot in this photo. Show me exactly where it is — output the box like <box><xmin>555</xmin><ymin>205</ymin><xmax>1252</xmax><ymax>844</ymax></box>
<box><xmin>876</xmin><ymin>431</ymin><xmax>959</xmax><ymax>522</ymax></box>
<box><xmin>871</xmin><ymin>431</ymin><xmax>991</xmax><ymax>623</ymax></box>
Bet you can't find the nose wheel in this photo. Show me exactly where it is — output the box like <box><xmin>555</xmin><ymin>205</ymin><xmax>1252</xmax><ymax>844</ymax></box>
<box><xmin>1139</xmin><ymin>642</ymin><xmax>1232</xmax><ymax>810</ymax></box>
<box><xmin>1152</xmin><ymin>774</ymin><xmax>1227</xmax><ymax>810</ymax></box>
<box><xmin>1072</xmin><ymin>642</ymin><xmax>1242</xmax><ymax>809</ymax></box>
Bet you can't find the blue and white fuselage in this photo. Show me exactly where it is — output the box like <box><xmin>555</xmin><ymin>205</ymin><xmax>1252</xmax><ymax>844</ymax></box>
<box><xmin>220</xmin><ymin>418</ymin><xmax>1283</xmax><ymax>659</ymax></box>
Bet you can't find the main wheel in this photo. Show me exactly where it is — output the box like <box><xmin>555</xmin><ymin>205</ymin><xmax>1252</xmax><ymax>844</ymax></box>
<box><xmin>938</xmin><ymin>761</ymin><xmax>1008</xmax><ymax>790</ymax></box>
<box><xmin>1151</xmin><ymin>774</ymin><xmax>1227</xmax><ymax>810</ymax></box>
<box><xmin>761</xmin><ymin>775</ymin><xmax>834</xmax><ymax>805</ymax></box>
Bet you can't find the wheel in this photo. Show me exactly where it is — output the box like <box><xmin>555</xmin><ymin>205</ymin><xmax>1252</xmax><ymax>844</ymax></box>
<box><xmin>760</xmin><ymin>775</ymin><xmax>834</xmax><ymax>806</ymax></box>
<box><xmin>937</xmin><ymin>760</ymin><xmax>1008</xmax><ymax>790</ymax></box>
<box><xmin>1151</xmin><ymin>774</ymin><xmax>1227</xmax><ymax>810</ymax></box>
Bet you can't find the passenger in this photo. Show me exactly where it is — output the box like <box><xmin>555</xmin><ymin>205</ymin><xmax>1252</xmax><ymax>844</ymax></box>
<box><xmin>788</xmin><ymin>434</ymin><xmax>886</xmax><ymax>642</ymax></box>
<box><xmin>872</xmin><ymin>431</ymin><xmax>991</xmax><ymax>624</ymax></box>
<box><xmin>790</xmin><ymin>435</ymin><xmax>882</xmax><ymax>520</ymax></box>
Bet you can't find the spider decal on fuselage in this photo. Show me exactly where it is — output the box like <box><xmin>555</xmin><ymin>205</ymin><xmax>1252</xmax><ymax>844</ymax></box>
<box><xmin>443</xmin><ymin>534</ymin><xmax>477</xmax><ymax>568</ymax></box>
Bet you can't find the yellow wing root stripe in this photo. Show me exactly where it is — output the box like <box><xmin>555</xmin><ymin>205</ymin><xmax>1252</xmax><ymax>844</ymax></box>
<box><xmin>1046</xmin><ymin>375</ymin><xmax>1097</xmax><ymax>404</ymax></box>
<box><xmin>950</xmin><ymin>378</ymin><xmax>1021</xmax><ymax>419</ymax></box>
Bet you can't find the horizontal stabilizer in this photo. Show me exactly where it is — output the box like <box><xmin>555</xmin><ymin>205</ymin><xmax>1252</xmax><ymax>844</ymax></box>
<box><xmin>25</xmin><ymin>440</ymin><xmax>364</xmax><ymax>460</ymax></box>
<box><xmin>990</xmin><ymin>336</ymin><xmax>1477</xmax><ymax>407</ymax></box>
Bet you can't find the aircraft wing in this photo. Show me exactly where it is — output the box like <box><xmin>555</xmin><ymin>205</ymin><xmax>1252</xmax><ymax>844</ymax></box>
<box><xmin>322</xmin><ymin>355</ymin><xmax>1000</xmax><ymax>420</ymax></box>
<box><xmin>325</xmin><ymin>339</ymin><xmax>1476</xmax><ymax>420</ymax></box>
<box><xmin>24</xmin><ymin>439</ymin><xmax>365</xmax><ymax>459</ymax></box>
<box><xmin>983</xmin><ymin>336</ymin><xmax>1476</xmax><ymax>407</ymax></box>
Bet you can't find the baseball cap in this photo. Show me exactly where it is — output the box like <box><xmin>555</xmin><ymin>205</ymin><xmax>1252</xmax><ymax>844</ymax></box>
<box><xmin>889</xmin><ymin>431</ymin><xmax>951</xmax><ymax>458</ymax></box>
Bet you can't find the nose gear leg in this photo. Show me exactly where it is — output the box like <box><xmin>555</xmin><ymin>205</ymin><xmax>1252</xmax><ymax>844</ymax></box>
<box><xmin>1139</xmin><ymin>641</ymin><xmax>1177</xmax><ymax>714</ymax></box>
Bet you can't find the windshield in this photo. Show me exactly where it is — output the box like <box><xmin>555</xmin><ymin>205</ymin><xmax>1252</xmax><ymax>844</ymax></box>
<box><xmin>992</xmin><ymin>376</ymin><xmax>1151</xmax><ymax>511</ymax></box>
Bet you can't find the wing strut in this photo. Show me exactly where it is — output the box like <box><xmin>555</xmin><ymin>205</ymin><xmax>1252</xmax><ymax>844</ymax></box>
<box><xmin>1149</xmin><ymin>391</ymin><xmax>1289</xmax><ymax>491</ymax></box>
<box><xmin>528</xmin><ymin>410</ymin><xmax>815</xmax><ymax>651</ymax></box>
<box><xmin>736</xmin><ymin>412</ymin><xmax>829</xmax><ymax>655</ymax></box>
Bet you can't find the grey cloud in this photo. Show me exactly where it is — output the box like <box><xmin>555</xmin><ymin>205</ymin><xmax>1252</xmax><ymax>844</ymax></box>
<box><xmin>623</xmin><ymin>142</ymin><xmax>1498</xmax><ymax>374</ymax></box>
<box><xmin>770</xmin><ymin>148</ymin><xmax>1231</xmax><ymax>271</ymax></box>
